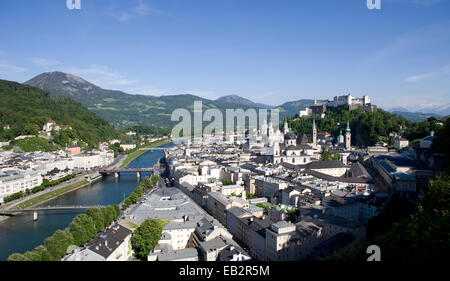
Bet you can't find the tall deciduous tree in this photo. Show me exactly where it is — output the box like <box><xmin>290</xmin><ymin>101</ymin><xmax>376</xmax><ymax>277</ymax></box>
<box><xmin>132</xmin><ymin>219</ymin><xmax>166</xmax><ymax>260</ymax></box>
<box><xmin>69</xmin><ymin>214</ymin><xmax>96</xmax><ymax>246</ymax></box>
<box><xmin>44</xmin><ymin>230</ymin><xmax>74</xmax><ymax>260</ymax></box>
<box><xmin>86</xmin><ymin>208</ymin><xmax>105</xmax><ymax>233</ymax></box>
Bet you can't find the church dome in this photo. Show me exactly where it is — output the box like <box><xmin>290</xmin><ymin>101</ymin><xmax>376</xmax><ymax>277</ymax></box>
<box><xmin>285</xmin><ymin>132</ymin><xmax>297</xmax><ymax>140</ymax></box>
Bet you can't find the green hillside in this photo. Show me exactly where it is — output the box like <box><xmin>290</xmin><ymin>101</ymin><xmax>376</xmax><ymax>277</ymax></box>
<box><xmin>0</xmin><ymin>80</ymin><xmax>116</xmax><ymax>148</ymax></box>
<box><xmin>25</xmin><ymin>72</ymin><xmax>269</xmax><ymax>128</ymax></box>
<box><xmin>287</xmin><ymin>105</ymin><xmax>443</xmax><ymax>147</ymax></box>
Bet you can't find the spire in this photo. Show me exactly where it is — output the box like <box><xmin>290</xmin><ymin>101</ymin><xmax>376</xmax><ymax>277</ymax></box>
<box><xmin>346</xmin><ymin>121</ymin><xmax>350</xmax><ymax>132</ymax></box>
<box><xmin>312</xmin><ymin>118</ymin><xmax>317</xmax><ymax>145</ymax></box>
<box><xmin>283</xmin><ymin>120</ymin><xmax>289</xmax><ymax>134</ymax></box>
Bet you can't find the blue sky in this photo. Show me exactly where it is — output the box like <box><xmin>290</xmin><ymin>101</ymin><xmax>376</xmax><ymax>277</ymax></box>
<box><xmin>0</xmin><ymin>0</ymin><xmax>449</xmax><ymax>109</ymax></box>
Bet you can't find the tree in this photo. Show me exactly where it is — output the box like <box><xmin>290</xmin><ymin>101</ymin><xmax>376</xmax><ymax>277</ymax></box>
<box><xmin>44</xmin><ymin>230</ymin><xmax>74</xmax><ymax>261</ymax></box>
<box><xmin>7</xmin><ymin>253</ymin><xmax>28</xmax><ymax>261</ymax></box>
<box><xmin>132</xmin><ymin>219</ymin><xmax>166</xmax><ymax>260</ymax></box>
<box><xmin>320</xmin><ymin>149</ymin><xmax>339</xmax><ymax>161</ymax></box>
<box><xmin>69</xmin><ymin>214</ymin><xmax>97</xmax><ymax>246</ymax></box>
<box><xmin>150</xmin><ymin>175</ymin><xmax>159</xmax><ymax>187</ymax></box>
<box><xmin>24</xmin><ymin>250</ymin><xmax>42</xmax><ymax>261</ymax></box>
<box><xmin>143</xmin><ymin>177</ymin><xmax>152</xmax><ymax>189</ymax></box>
<box><xmin>86</xmin><ymin>208</ymin><xmax>105</xmax><ymax>233</ymax></box>
<box><xmin>325</xmin><ymin>170</ymin><xmax>450</xmax><ymax>261</ymax></box>
<box><xmin>102</xmin><ymin>206</ymin><xmax>118</xmax><ymax>226</ymax></box>
<box><xmin>111</xmin><ymin>204</ymin><xmax>120</xmax><ymax>219</ymax></box>
<box><xmin>223</xmin><ymin>179</ymin><xmax>234</xmax><ymax>186</ymax></box>
<box><xmin>32</xmin><ymin>245</ymin><xmax>51</xmax><ymax>261</ymax></box>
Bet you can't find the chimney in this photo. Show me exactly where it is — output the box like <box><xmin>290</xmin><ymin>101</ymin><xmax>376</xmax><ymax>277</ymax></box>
<box><xmin>104</xmin><ymin>240</ymin><xmax>108</xmax><ymax>247</ymax></box>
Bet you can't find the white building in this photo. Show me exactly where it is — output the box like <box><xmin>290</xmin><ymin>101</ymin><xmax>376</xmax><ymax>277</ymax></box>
<box><xmin>72</xmin><ymin>153</ymin><xmax>102</xmax><ymax>170</ymax></box>
<box><xmin>156</xmin><ymin>221</ymin><xmax>197</xmax><ymax>251</ymax></box>
<box><xmin>328</xmin><ymin>94</ymin><xmax>370</xmax><ymax>108</ymax></box>
<box><xmin>66</xmin><ymin>224</ymin><xmax>132</xmax><ymax>261</ymax></box>
<box><xmin>307</xmin><ymin>160</ymin><xmax>349</xmax><ymax>177</ymax></box>
<box><xmin>219</xmin><ymin>184</ymin><xmax>245</xmax><ymax>197</ymax></box>
<box><xmin>42</xmin><ymin>119</ymin><xmax>60</xmax><ymax>135</ymax></box>
<box><xmin>394</xmin><ymin>136</ymin><xmax>409</xmax><ymax>150</ymax></box>
<box><xmin>120</xmin><ymin>143</ymin><xmax>136</xmax><ymax>151</ymax></box>
<box><xmin>0</xmin><ymin>170</ymin><xmax>43</xmax><ymax>203</ymax></box>
<box><xmin>35</xmin><ymin>158</ymin><xmax>74</xmax><ymax>175</ymax></box>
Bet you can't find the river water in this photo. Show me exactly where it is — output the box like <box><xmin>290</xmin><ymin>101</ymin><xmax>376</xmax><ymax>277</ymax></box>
<box><xmin>0</xmin><ymin>143</ymin><xmax>172</xmax><ymax>261</ymax></box>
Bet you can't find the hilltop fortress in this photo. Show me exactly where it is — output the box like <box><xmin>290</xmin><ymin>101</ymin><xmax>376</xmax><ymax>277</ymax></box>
<box><xmin>300</xmin><ymin>94</ymin><xmax>376</xmax><ymax>118</ymax></box>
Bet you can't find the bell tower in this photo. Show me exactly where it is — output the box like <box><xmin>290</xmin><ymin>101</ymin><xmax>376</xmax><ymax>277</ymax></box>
<box><xmin>312</xmin><ymin>118</ymin><xmax>317</xmax><ymax>145</ymax></box>
<box><xmin>345</xmin><ymin>122</ymin><xmax>351</xmax><ymax>150</ymax></box>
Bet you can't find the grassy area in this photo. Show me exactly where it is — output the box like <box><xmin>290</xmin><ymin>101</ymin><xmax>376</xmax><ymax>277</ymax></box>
<box><xmin>14</xmin><ymin>180</ymin><xmax>90</xmax><ymax>209</ymax></box>
<box><xmin>5</xmin><ymin>137</ymin><xmax>56</xmax><ymax>152</ymax></box>
<box><xmin>121</xmin><ymin>220</ymin><xmax>139</xmax><ymax>229</ymax></box>
<box><xmin>120</xmin><ymin>138</ymin><xmax>171</xmax><ymax>168</ymax></box>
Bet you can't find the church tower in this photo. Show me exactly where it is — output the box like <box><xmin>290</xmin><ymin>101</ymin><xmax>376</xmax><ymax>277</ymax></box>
<box><xmin>338</xmin><ymin>130</ymin><xmax>344</xmax><ymax>144</ymax></box>
<box><xmin>283</xmin><ymin>120</ymin><xmax>289</xmax><ymax>134</ymax></box>
<box><xmin>312</xmin><ymin>118</ymin><xmax>317</xmax><ymax>145</ymax></box>
<box><xmin>345</xmin><ymin>122</ymin><xmax>351</xmax><ymax>150</ymax></box>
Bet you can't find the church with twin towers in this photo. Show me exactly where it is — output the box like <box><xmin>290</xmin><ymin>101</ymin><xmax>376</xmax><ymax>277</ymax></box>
<box><xmin>266</xmin><ymin>118</ymin><xmax>351</xmax><ymax>165</ymax></box>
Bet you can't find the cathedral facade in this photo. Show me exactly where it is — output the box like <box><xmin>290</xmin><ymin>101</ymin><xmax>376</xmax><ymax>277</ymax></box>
<box><xmin>271</xmin><ymin>120</ymin><xmax>320</xmax><ymax>164</ymax></box>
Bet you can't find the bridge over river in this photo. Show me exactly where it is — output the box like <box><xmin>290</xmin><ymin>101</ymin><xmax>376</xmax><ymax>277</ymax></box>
<box><xmin>0</xmin><ymin>205</ymin><xmax>107</xmax><ymax>221</ymax></box>
<box><xmin>99</xmin><ymin>168</ymin><xmax>153</xmax><ymax>178</ymax></box>
<box><xmin>0</xmin><ymin>205</ymin><xmax>107</xmax><ymax>213</ymax></box>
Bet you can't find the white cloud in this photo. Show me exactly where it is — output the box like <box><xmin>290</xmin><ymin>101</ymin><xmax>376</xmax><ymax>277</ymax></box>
<box><xmin>0</xmin><ymin>61</ymin><xmax>27</xmax><ymax>74</ymax></box>
<box><xmin>63</xmin><ymin>65</ymin><xmax>137</xmax><ymax>89</ymax></box>
<box><xmin>30</xmin><ymin>57</ymin><xmax>62</xmax><ymax>67</ymax></box>
<box><xmin>107</xmin><ymin>0</ymin><xmax>167</xmax><ymax>22</ymax></box>
<box><xmin>405</xmin><ymin>72</ymin><xmax>435</xmax><ymax>82</ymax></box>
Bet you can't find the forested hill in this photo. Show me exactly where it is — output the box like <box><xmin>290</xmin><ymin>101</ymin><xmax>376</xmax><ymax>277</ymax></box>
<box><xmin>25</xmin><ymin>72</ymin><xmax>268</xmax><ymax>128</ymax></box>
<box><xmin>0</xmin><ymin>80</ymin><xmax>116</xmax><ymax>148</ymax></box>
<box><xmin>287</xmin><ymin>105</ymin><xmax>444</xmax><ymax>147</ymax></box>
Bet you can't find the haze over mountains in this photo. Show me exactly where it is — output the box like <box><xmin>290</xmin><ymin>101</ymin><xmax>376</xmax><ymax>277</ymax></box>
<box><xmin>388</xmin><ymin>105</ymin><xmax>450</xmax><ymax>118</ymax></box>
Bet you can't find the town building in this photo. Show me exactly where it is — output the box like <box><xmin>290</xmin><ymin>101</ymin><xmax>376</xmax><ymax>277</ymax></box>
<box><xmin>120</xmin><ymin>143</ymin><xmax>137</xmax><ymax>151</ymax></box>
<box><xmin>65</xmin><ymin>223</ymin><xmax>132</xmax><ymax>261</ymax></box>
<box><xmin>0</xmin><ymin>170</ymin><xmax>43</xmax><ymax>203</ymax></box>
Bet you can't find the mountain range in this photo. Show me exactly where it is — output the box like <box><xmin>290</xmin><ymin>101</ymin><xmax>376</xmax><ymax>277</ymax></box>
<box><xmin>25</xmin><ymin>71</ymin><xmax>447</xmax><ymax>128</ymax></box>
<box><xmin>388</xmin><ymin>104</ymin><xmax>450</xmax><ymax>118</ymax></box>
<box><xmin>389</xmin><ymin>111</ymin><xmax>442</xmax><ymax>122</ymax></box>
<box><xmin>215</xmin><ymin>95</ymin><xmax>272</xmax><ymax>109</ymax></box>
<box><xmin>25</xmin><ymin>72</ymin><xmax>320</xmax><ymax>127</ymax></box>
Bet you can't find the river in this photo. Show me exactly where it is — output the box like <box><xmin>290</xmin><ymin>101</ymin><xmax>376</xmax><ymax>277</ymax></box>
<box><xmin>0</xmin><ymin>143</ymin><xmax>173</xmax><ymax>261</ymax></box>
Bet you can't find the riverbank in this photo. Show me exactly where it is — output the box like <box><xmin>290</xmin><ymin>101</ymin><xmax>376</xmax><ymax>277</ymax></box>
<box><xmin>0</xmin><ymin>145</ymin><xmax>172</xmax><ymax>261</ymax></box>
<box><xmin>0</xmin><ymin>178</ymin><xmax>93</xmax><ymax>223</ymax></box>
<box><xmin>0</xmin><ymin>140</ymin><xmax>170</xmax><ymax>221</ymax></box>
<box><xmin>119</xmin><ymin>138</ymin><xmax>171</xmax><ymax>168</ymax></box>
<box><xmin>0</xmin><ymin>145</ymin><xmax>131</xmax><ymax>213</ymax></box>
